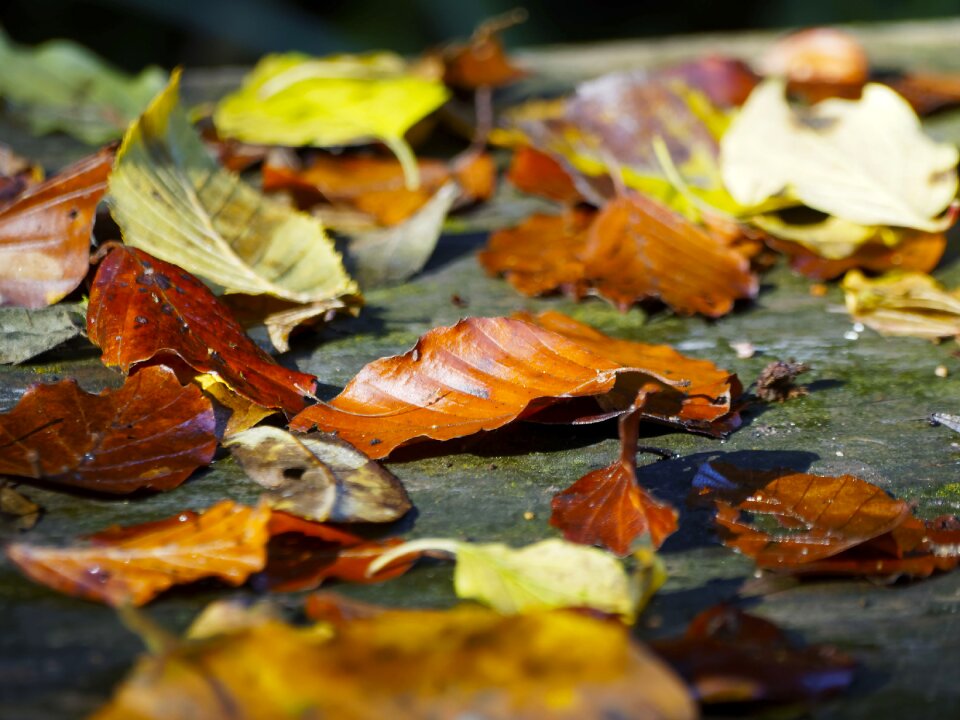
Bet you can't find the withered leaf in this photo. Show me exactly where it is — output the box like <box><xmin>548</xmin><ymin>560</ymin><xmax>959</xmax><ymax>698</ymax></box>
<box><xmin>841</xmin><ymin>269</ymin><xmax>960</xmax><ymax>340</ymax></box>
<box><xmin>194</xmin><ymin>373</ymin><xmax>276</xmax><ymax>437</ymax></box>
<box><xmin>439</xmin><ymin>11</ymin><xmax>527</xmax><ymax>90</ymax></box>
<box><xmin>0</xmin><ymin>143</ymin><xmax>42</xmax><ymax>203</ymax></box>
<box><xmin>7</xmin><ymin>500</ymin><xmax>271</xmax><ymax>606</ymax></box>
<box><xmin>0</xmin><ymin>365</ymin><xmax>215</xmax><ymax>494</ymax></box>
<box><xmin>0</xmin><ymin>481</ymin><xmax>41</xmax><ymax>531</ymax></box>
<box><xmin>87</xmin><ymin>246</ymin><xmax>317</xmax><ymax>413</ymax></box>
<box><xmin>652</xmin><ymin>604</ymin><xmax>855</xmax><ymax>704</ymax></box>
<box><xmin>505</xmin><ymin>146</ymin><xmax>586</xmax><ymax>205</ymax></box>
<box><xmin>658</xmin><ymin>56</ymin><xmax>759</xmax><ymax>108</ymax></box>
<box><xmin>755</xmin><ymin>360</ymin><xmax>810</xmax><ymax>403</ymax></box>
<box><xmin>0</xmin><ymin>148</ymin><xmax>112</xmax><ymax>308</ymax></box>
<box><xmin>551</xmin><ymin>405</ymin><xmax>678</xmax><ymax>555</ymax></box>
<box><xmin>0</xmin><ymin>302</ymin><xmax>87</xmax><ymax>365</ymax></box>
<box><xmin>93</xmin><ymin>598</ymin><xmax>697</xmax><ymax>720</ymax></box>
<box><xmin>225</xmin><ymin>426</ymin><xmax>412</xmax><ymax>524</ymax></box>
<box><xmin>289</xmin><ymin>315</ymin><xmax>690</xmax><ymax>458</ymax></box>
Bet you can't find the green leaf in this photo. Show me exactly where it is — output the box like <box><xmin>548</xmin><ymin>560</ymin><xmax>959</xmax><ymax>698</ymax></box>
<box><xmin>722</xmin><ymin>80</ymin><xmax>959</xmax><ymax>231</ymax></box>
<box><xmin>0</xmin><ymin>28</ymin><xmax>166</xmax><ymax>144</ymax></box>
<box><xmin>370</xmin><ymin>537</ymin><xmax>665</xmax><ymax>622</ymax></box>
<box><xmin>109</xmin><ymin>70</ymin><xmax>358</xmax><ymax>307</ymax></box>
<box><xmin>0</xmin><ymin>303</ymin><xmax>86</xmax><ymax>364</ymax></box>
<box><xmin>214</xmin><ymin>52</ymin><xmax>449</xmax><ymax>188</ymax></box>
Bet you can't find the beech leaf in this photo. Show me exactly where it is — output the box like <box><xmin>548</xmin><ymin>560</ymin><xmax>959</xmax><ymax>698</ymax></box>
<box><xmin>7</xmin><ymin>500</ymin><xmax>271</xmax><ymax>606</ymax></box>
<box><xmin>109</xmin><ymin>70</ymin><xmax>358</xmax><ymax>308</ymax></box>
<box><xmin>721</xmin><ymin>80</ymin><xmax>959</xmax><ymax>230</ymax></box>
<box><xmin>93</xmin><ymin>598</ymin><xmax>696</xmax><ymax>720</ymax></box>
<box><xmin>841</xmin><ymin>269</ymin><xmax>960</xmax><ymax>339</ymax></box>
<box><xmin>0</xmin><ymin>365</ymin><xmax>216</xmax><ymax>494</ymax></box>
<box><xmin>369</xmin><ymin>537</ymin><xmax>663</xmax><ymax>622</ymax></box>
<box><xmin>0</xmin><ymin>303</ymin><xmax>86</xmax><ymax>364</ymax></box>
<box><xmin>0</xmin><ymin>148</ymin><xmax>112</xmax><ymax>307</ymax></box>
<box><xmin>225</xmin><ymin>426</ymin><xmax>412</xmax><ymax>523</ymax></box>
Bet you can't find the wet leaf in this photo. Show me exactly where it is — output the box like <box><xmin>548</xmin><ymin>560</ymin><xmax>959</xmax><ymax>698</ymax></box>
<box><xmin>0</xmin><ymin>148</ymin><xmax>112</xmax><ymax>308</ymax></box>
<box><xmin>7</xmin><ymin>500</ymin><xmax>271</xmax><ymax>606</ymax></box>
<box><xmin>289</xmin><ymin>315</ymin><xmax>689</xmax><ymax>458</ymax></box>
<box><xmin>87</xmin><ymin>245</ymin><xmax>317</xmax><ymax>413</ymax></box>
<box><xmin>551</xmin><ymin>405</ymin><xmax>678</xmax><ymax>555</ymax></box>
<box><xmin>109</xmin><ymin>70</ymin><xmax>358</xmax><ymax>310</ymax></box>
<box><xmin>721</xmin><ymin>80</ymin><xmax>959</xmax><ymax>231</ymax></box>
<box><xmin>0</xmin><ymin>365</ymin><xmax>215</xmax><ymax>494</ymax></box>
<box><xmin>755</xmin><ymin>360</ymin><xmax>810</xmax><ymax>403</ymax></box>
<box><xmin>652</xmin><ymin>604</ymin><xmax>856</xmax><ymax>704</ymax></box>
<box><xmin>0</xmin><ymin>28</ymin><xmax>166</xmax><ymax>144</ymax></box>
<box><xmin>214</xmin><ymin>52</ymin><xmax>449</xmax><ymax>187</ymax></box>
<box><xmin>346</xmin><ymin>181</ymin><xmax>458</xmax><ymax>289</ymax></box>
<box><xmin>370</xmin><ymin>537</ymin><xmax>662</xmax><ymax>622</ymax></box>
<box><xmin>94</xmin><ymin>598</ymin><xmax>696</xmax><ymax>720</ymax></box>
<box><xmin>694</xmin><ymin>462</ymin><xmax>960</xmax><ymax>578</ymax></box>
<box><xmin>225</xmin><ymin>426</ymin><xmax>412</xmax><ymax>523</ymax></box>
<box><xmin>0</xmin><ymin>302</ymin><xmax>86</xmax><ymax>364</ymax></box>
<box><xmin>0</xmin><ymin>482</ymin><xmax>41</xmax><ymax>531</ymax></box>
<box><xmin>841</xmin><ymin>269</ymin><xmax>960</xmax><ymax>339</ymax></box>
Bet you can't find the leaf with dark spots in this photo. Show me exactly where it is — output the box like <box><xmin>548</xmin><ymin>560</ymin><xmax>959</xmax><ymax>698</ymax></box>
<box><xmin>551</xmin><ymin>404</ymin><xmax>678</xmax><ymax>555</ymax></box>
<box><xmin>0</xmin><ymin>147</ymin><xmax>113</xmax><ymax>308</ymax></box>
<box><xmin>652</xmin><ymin>605</ymin><xmax>856</xmax><ymax>704</ymax></box>
<box><xmin>87</xmin><ymin>246</ymin><xmax>317</xmax><ymax>414</ymax></box>
<box><xmin>0</xmin><ymin>365</ymin><xmax>215</xmax><ymax>494</ymax></box>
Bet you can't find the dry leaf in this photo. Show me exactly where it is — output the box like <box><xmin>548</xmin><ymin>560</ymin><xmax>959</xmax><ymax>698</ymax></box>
<box><xmin>0</xmin><ymin>482</ymin><xmax>41</xmax><ymax>531</ymax></box>
<box><xmin>0</xmin><ymin>302</ymin><xmax>87</xmax><ymax>365</ymax></box>
<box><xmin>439</xmin><ymin>10</ymin><xmax>527</xmax><ymax>90</ymax></box>
<box><xmin>841</xmin><ymin>269</ymin><xmax>960</xmax><ymax>339</ymax></box>
<box><xmin>194</xmin><ymin>373</ymin><xmax>276</xmax><ymax>437</ymax></box>
<box><xmin>7</xmin><ymin>500</ymin><xmax>271</xmax><ymax>606</ymax></box>
<box><xmin>755</xmin><ymin>360</ymin><xmax>810</xmax><ymax>403</ymax></box>
<box><xmin>505</xmin><ymin>146</ymin><xmax>586</xmax><ymax>204</ymax></box>
<box><xmin>0</xmin><ymin>365</ymin><xmax>215</xmax><ymax>494</ymax></box>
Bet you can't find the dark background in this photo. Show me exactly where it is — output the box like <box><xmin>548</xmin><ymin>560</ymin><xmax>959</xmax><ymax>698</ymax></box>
<box><xmin>1</xmin><ymin>0</ymin><xmax>958</xmax><ymax>71</ymax></box>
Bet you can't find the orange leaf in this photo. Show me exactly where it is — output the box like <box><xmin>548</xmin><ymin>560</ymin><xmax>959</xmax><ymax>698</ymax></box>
<box><xmin>290</xmin><ymin>316</ymin><xmax>692</xmax><ymax>458</ymax></box>
<box><xmin>0</xmin><ymin>147</ymin><xmax>112</xmax><ymax>307</ymax></box>
<box><xmin>440</xmin><ymin>12</ymin><xmax>527</xmax><ymax>90</ymax></box>
<box><xmin>6</xmin><ymin>500</ymin><xmax>271</xmax><ymax>606</ymax></box>
<box><xmin>506</xmin><ymin>146</ymin><xmax>585</xmax><ymax>204</ymax></box>
<box><xmin>0</xmin><ymin>365</ymin><xmax>215</xmax><ymax>494</ymax></box>
<box><xmin>551</xmin><ymin>405</ymin><xmax>678</xmax><ymax>555</ymax></box>
<box><xmin>87</xmin><ymin>246</ymin><xmax>317</xmax><ymax>413</ymax></box>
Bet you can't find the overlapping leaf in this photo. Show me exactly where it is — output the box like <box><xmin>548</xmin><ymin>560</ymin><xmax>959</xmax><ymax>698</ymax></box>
<box><xmin>841</xmin><ymin>270</ymin><xmax>960</xmax><ymax>339</ymax></box>
<box><xmin>87</xmin><ymin>245</ymin><xmax>317</xmax><ymax>413</ymax></box>
<box><xmin>0</xmin><ymin>148</ymin><xmax>112</xmax><ymax>307</ymax></box>
<box><xmin>93</xmin><ymin>598</ymin><xmax>696</xmax><ymax>720</ymax></box>
<box><xmin>7</xmin><ymin>500</ymin><xmax>271</xmax><ymax>606</ymax></box>
<box><xmin>110</xmin><ymin>70</ymin><xmax>357</xmax><ymax>314</ymax></box>
<box><xmin>0</xmin><ymin>365</ymin><xmax>215</xmax><ymax>494</ymax></box>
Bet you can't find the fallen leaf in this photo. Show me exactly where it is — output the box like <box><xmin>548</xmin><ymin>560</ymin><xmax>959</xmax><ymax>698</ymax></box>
<box><xmin>753</xmin><ymin>212</ymin><xmax>882</xmax><ymax>260</ymax></box>
<box><xmin>0</xmin><ymin>303</ymin><xmax>87</xmax><ymax>364</ymax></box>
<box><xmin>693</xmin><ymin>462</ymin><xmax>960</xmax><ymax>578</ymax></box>
<box><xmin>93</xmin><ymin>598</ymin><xmax>696</xmax><ymax>720</ymax></box>
<box><xmin>841</xmin><ymin>269</ymin><xmax>960</xmax><ymax>340</ymax></box>
<box><xmin>214</xmin><ymin>52</ymin><xmax>449</xmax><ymax>187</ymax></box>
<box><xmin>0</xmin><ymin>143</ymin><xmax>43</xmax><ymax>203</ymax></box>
<box><xmin>194</xmin><ymin>373</ymin><xmax>276</xmax><ymax>437</ymax></box>
<box><xmin>7</xmin><ymin>500</ymin><xmax>271</xmax><ymax>606</ymax></box>
<box><xmin>220</xmin><ymin>293</ymin><xmax>355</xmax><ymax>354</ymax></box>
<box><xmin>289</xmin><ymin>315</ymin><xmax>691</xmax><ymax>458</ymax></box>
<box><xmin>0</xmin><ymin>365</ymin><xmax>215</xmax><ymax>494</ymax></box>
<box><xmin>760</xmin><ymin>27</ymin><xmax>869</xmax><ymax>86</ymax></box>
<box><xmin>109</xmin><ymin>70</ymin><xmax>358</xmax><ymax>311</ymax></box>
<box><xmin>887</xmin><ymin>71</ymin><xmax>960</xmax><ymax>115</ymax></box>
<box><xmin>346</xmin><ymin>181</ymin><xmax>459</xmax><ymax>288</ymax></box>
<box><xmin>369</xmin><ymin>537</ymin><xmax>662</xmax><ymax>622</ymax></box>
<box><xmin>551</xmin><ymin>405</ymin><xmax>679</xmax><ymax>555</ymax></box>
<box><xmin>658</xmin><ymin>55</ymin><xmax>759</xmax><ymax>108</ymax></box>
<box><xmin>0</xmin><ymin>147</ymin><xmax>113</xmax><ymax>307</ymax></box>
<box><xmin>652</xmin><ymin>604</ymin><xmax>855</xmax><ymax>704</ymax></box>
<box><xmin>755</xmin><ymin>360</ymin><xmax>810</xmax><ymax>402</ymax></box>
<box><xmin>439</xmin><ymin>10</ymin><xmax>527</xmax><ymax>90</ymax></box>
<box><xmin>87</xmin><ymin>245</ymin><xmax>317</xmax><ymax>413</ymax></box>
<box><xmin>225</xmin><ymin>426</ymin><xmax>412</xmax><ymax>523</ymax></box>
<box><xmin>505</xmin><ymin>146</ymin><xmax>586</xmax><ymax>204</ymax></box>
<box><xmin>721</xmin><ymin>80</ymin><xmax>959</xmax><ymax>231</ymax></box>
<box><xmin>0</xmin><ymin>481</ymin><xmax>41</xmax><ymax>531</ymax></box>
<box><xmin>0</xmin><ymin>28</ymin><xmax>167</xmax><ymax>144</ymax></box>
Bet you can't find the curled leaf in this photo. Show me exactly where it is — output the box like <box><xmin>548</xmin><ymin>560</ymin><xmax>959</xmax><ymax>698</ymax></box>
<box><xmin>842</xmin><ymin>269</ymin><xmax>960</xmax><ymax>340</ymax></box>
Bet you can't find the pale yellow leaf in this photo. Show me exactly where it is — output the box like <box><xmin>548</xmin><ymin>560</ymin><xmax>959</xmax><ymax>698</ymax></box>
<box><xmin>842</xmin><ymin>269</ymin><xmax>960</xmax><ymax>339</ymax></box>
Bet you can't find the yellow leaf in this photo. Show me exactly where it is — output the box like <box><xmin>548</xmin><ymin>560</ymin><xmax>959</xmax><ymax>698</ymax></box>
<box><xmin>194</xmin><ymin>374</ymin><xmax>276</xmax><ymax>437</ymax></box>
<box><xmin>214</xmin><ymin>52</ymin><xmax>449</xmax><ymax>188</ymax></box>
<box><xmin>722</xmin><ymin>80</ymin><xmax>959</xmax><ymax>231</ymax></box>
<box><xmin>842</xmin><ymin>269</ymin><xmax>960</xmax><ymax>339</ymax></box>
<box><xmin>752</xmin><ymin>213</ymin><xmax>887</xmax><ymax>260</ymax></box>
<box><xmin>370</xmin><ymin>537</ymin><xmax>664</xmax><ymax>622</ymax></box>
<box><xmin>109</xmin><ymin>69</ymin><xmax>358</xmax><ymax>308</ymax></box>
<box><xmin>93</xmin><ymin>598</ymin><xmax>696</xmax><ymax>720</ymax></box>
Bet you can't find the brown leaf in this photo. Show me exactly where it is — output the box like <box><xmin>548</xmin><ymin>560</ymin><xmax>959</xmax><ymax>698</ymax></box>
<box><xmin>0</xmin><ymin>481</ymin><xmax>41</xmax><ymax>531</ymax></box>
<box><xmin>0</xmin><ymin>143</ymin><xmax>43</xmax><ymax>204</ymax></box>
<box><xmin>87</xmin><ymin>246</ymin><xmax>317</xmax><ymax>414</ymax></box>
<box><xmin>652</xmin><ymin>604</ymin><xmax>855</xmax><ymax>704</ymax></box>
<box><xmin>0</xmin><ymin>365</ymin><xmax>215</xmax><ymax>494</ymax></box>
<box><xmin>439</xmin><ymin>11</ymin><xmax>527</xmax><ymax>90</ymax></box>
<box><xmin>505</xmin><ymin>146</ymin><xmax>586</xmax><ymax>204</ymax></box>
<box><xmin>0</xmin><ymin>147</ymin><xmax>112</xmax><ymax>308</ymax></box>
<box><xmin>290</xmin><ymin>315</ymin><xmax>693</xmax><ymax>458</ymax></box>
<box><xmin>94</xmin><ymin>596</ymin><xmax>697</xmax><ymax>720</ymax></box>
<box><xmin>551</xmin><ymin>405</ymin><xmax>678</xmax><ymax>555</ymax></box>
<box><xmin>755</xmin><ymin>360</ymin><xmax>810</xmax><ymax>403</ymax></box>
<box><xmin>6</xmin><ymin>500</ymin><xmax>271</xmax><ymax>606</ymax></box>
<box><xmin>887</xmin><ymin>72</ymin><xmax>960</xmax><ymax>115</ymax></box>
<box><xmin>694</xmin><ymin>462</ymin><xmax>960</xmax><ymax>578</ymax></box>
<box><xmin>658</xmin><ymin>56</ymin><xmax>760</xmax><ymax>108</ymax></box>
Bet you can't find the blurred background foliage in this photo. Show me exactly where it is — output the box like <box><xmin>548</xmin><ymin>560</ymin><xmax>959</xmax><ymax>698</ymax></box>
<box><xmin>1</xmin><ymin>0</ymin><xmax>958</xmax><ymax>71</ymax></box>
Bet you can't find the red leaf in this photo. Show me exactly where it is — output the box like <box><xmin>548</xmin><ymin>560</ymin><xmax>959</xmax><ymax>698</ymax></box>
<box><xmin>87</xmin><ymin>246</ymin><xmax>316</xmax><ymax>413</ymax></box>
<box><xmin>551</xmin><ymin>404</ymin><xmax>678</xmax><ymax>555</ymax></box>
<box><xmin>505</xmin><ymin>147</ymin><xmax>586</xmax><ymax>205</ymax></box>
<box><xmin>0</xmin><ymin>365</ymin><xmax>215</xmax><ymax>494</ymax></box>
<box><xmin>0</xmin><ymin>147</ymin><xmax>113</xmax><ymax>307</ymax></box>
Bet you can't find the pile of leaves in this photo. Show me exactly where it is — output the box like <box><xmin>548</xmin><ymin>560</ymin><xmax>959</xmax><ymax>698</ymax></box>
<box><xmin>2</xmin><ymin>18</ymin><xmax>960</xmax><ymax>718</ymax></box>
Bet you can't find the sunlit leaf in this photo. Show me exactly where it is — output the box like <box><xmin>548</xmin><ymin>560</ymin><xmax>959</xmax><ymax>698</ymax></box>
<box><xmin>841</xmin><ymin>269</ymin><xmax>960</xmax><ymax>339</ymax></box>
